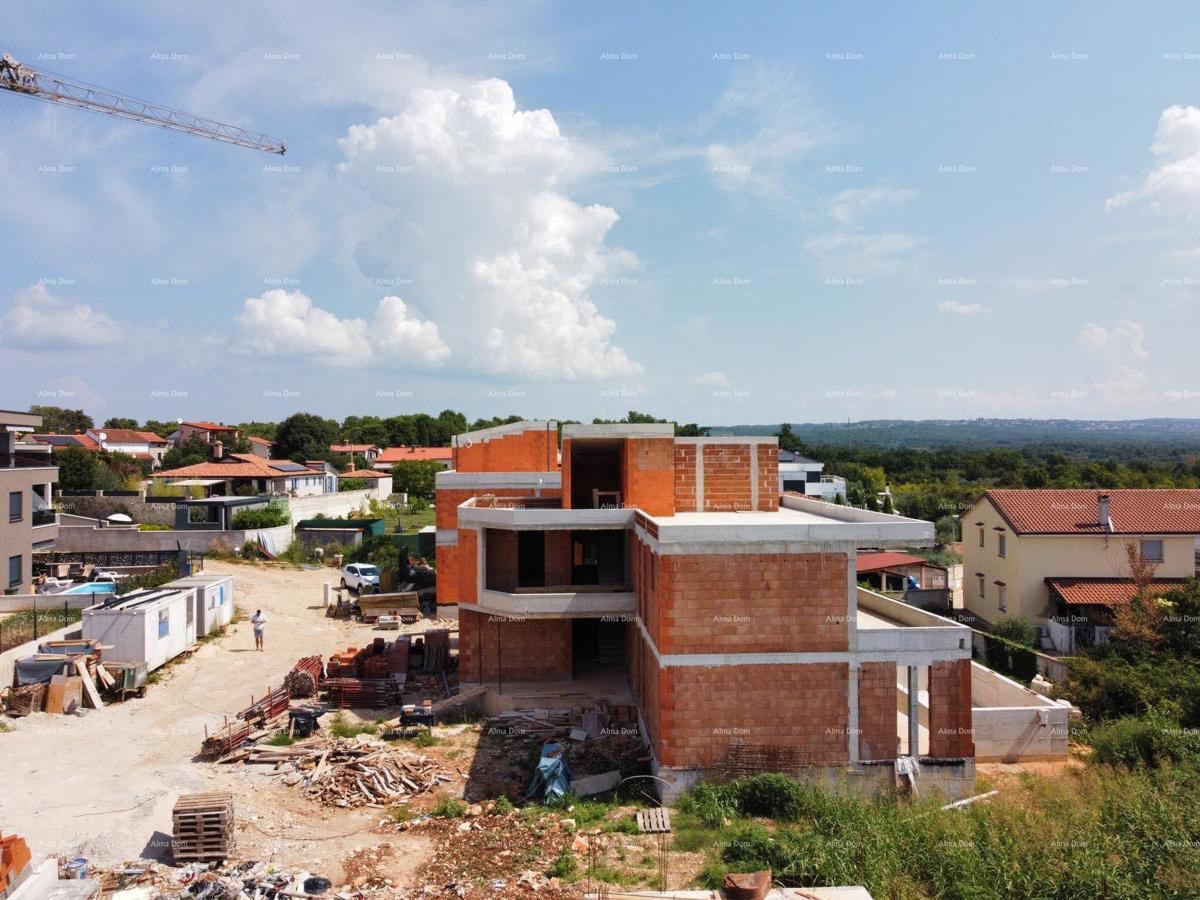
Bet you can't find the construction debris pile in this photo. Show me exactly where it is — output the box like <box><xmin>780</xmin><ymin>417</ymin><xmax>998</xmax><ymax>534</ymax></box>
<box><xmin>322</xmin><ymin>637</ymin><xmax>410</xmax><ymax>709</ymax></box>
<box><xmin>242</xmin><ymin>736</ymin><xmax>450</xmax><ymax>808</ymax></box>
<box><xmin>1</xmin><ymin>639</ymin><xmax>110</xmax><ymax>716</ymax></box>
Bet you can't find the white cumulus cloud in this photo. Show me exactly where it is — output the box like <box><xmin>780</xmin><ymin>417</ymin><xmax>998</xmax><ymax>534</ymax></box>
<box><xmin>0</xmin><ymin>283</ymin><xmax>123</xmax><ymax>349</ymax></box>
<box><xmin>233</xmin><ymin>289</ymin><xmax>448</xmax><ymax>368</ymax></box>
<box><xmin>1078</xmin><ymin>319</ymin><xmax>1148</xmax><ymax>360</ymax></box>
<box><xmin>830</xmin><ymin>188</ymin><xmax>918</xmax><ymax>225</ymax></box>
<box><xmin>1106</xmin><ymin>105</ymin><xmax>1200</xmax><ymax>213</ymax></box>
<box><xmin>335</xmin><ymin>78</ymin><xmax>641</xmax><ymax>380</ymax></box>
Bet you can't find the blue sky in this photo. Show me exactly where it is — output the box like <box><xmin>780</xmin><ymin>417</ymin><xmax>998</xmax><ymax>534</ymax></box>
<box><xmin>2</xmin><ymin>1</ymin><xmax>1200</xmax><ymax>426</ymax></box>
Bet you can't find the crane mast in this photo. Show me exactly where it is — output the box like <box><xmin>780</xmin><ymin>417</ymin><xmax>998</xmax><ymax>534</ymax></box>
<box><xmin>0</xmin><ymin>54</ymin><xmax>285</xmax><ymax>155</ymax></box>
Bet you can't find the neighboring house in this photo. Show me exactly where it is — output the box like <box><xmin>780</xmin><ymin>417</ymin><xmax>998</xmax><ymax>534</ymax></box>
<box><xmin>152</xmin><ymin>453</ymin><xmax>325</xmax><ymax>497</ymax></box>
<box><xmin>331</xmin><ymin>443</ymin><xmax>381</xmax><ymax>466</ymax></box>
<box><xmin>338</xmin><ymin>468</ymin><xmax>394</xmax><ymax>501</ymax></box>
<box><xmin>777</xmin><ymin>449</ymin><xmax>847</xmax><ymax>501</ymax></box>
<box><xmin>173</xmin><ymin>421</ymin><xmax>242</xmax><ymax>447</ymax></box>
<box><xmin>1044</xmin><ymin>576</ymin><xmax>1191</xmax><ymax>653</ymax></box>
<box><xmin>246</xmin><ymin>435</ymin><xmax>274</xmax><ymax>459</ymax></box>
<box><xmin>83</xmin><ymin>428</ymin><xmax>170</xmax><ymax>467</ymax></box>
<box><xmin>437</xmin><ymin>421</ymin><xmax>976</xmax><ymax>801</ymax></box>
<box><xmin>961</xmin><ymin>488</ymin><xmax>1200</xmax><ymax>649</ymax></box>
<box><xmin>32</xmin><ymin>432</ymin><xmax>100</xmax><ymax>452</ymax></box>
<box><xmin>305</xmin><ymin>460</ymin><xmax>340</xmax><ymax>495</ymax></box>
<box><xmin>374</xmin><ymin>445</ymin><xmax>453</xmax><ymax>471</ymax></box>
<box><xmin>1</xmin><ymin>410</ymin><xmax>59</xmax><ymax>593</ymax></box>
<box><xmin>856</xmin><ymin>551</ymin><xmax>949</xmax><ymax>592</ymax></box>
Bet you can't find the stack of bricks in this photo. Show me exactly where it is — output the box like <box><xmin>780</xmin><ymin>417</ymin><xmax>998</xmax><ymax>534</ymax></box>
<box><xmin>858</xmin><ymin>662</ymin><xmax>900</xmax><ymax>761</ymax></box>
<box><xmin>0</xmin><ymin>834</ymin><xmax>31</xmax><ymax>897</ymax></box>
<box><xmin>928</xmin><ymin>659</ymin><xmax>974</xmax><ymax>758</ymax></box>
<box><xmin>326</xmin><ymin>647</ymin><xmax>363</xmax><ymax>678</ymax></box>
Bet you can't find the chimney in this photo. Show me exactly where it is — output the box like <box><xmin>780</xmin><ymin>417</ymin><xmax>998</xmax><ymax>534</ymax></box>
<box><xmin>1098</xmin><ymin>493</ymin><xmax>1112</xmax><ymax>531</ymax></box>
<box><xmin>213</xmin><ymin>440</ymin><xmax>223</xmax><ymax>459</ymax></box>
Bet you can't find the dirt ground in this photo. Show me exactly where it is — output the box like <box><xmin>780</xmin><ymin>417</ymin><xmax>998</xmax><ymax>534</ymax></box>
<box><xmin>0</xmin><ymin>560</ymin><xmax>452</xmax><ymax>884</ymax></box>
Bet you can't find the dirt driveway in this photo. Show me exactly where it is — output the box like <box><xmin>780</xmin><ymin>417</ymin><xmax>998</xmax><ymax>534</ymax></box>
<box><xmin>1</xmin><ymin>561</ymin><xmax>438</xmax><ymax>882</ymax></box>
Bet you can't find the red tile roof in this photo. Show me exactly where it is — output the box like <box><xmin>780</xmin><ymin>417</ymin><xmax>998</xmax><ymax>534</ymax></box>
<box><xmin>983</xmin><ymin>489</ymin><xmax>1200</xmax><ymax>535</ymax></box>
<box><xmin>33</xmin><ymin>433</ymin><xmax>100</xmax><ymax>450</ymax></box>
<box><xmin>153</xmin><ymin>453</ymin><xmax>320</xmax><ymax>480</ymax></box>
<box><xmin>1046</xmin><ymin>576</ymin><xmax>1191</xmax><ymax>607</ymax></box>
<box><xmin>340</xmin><ymin>468</ymin><xmax>385</xmax><ymax>479</ymax></box>
<box><xmin>856</xmin><ymin>551</ymin><xmax>931</xmax><ymax>573</ymax></box>
<box><xmin>376</xmin><ymin>445</ymin><xmax>452</xmax><ymax>463</ymax></box>
<box><xmin>331</xmin><ymin>443</ymin><xmax>380</xmax><ymax>453</ymax></box>
<box><xmin>247</xmin><ymin>435</ymin><xmax>273</xmax><ymax>447</ymax></box>
<box><xmin>95</xmin><ymin>429</ymin><xmax>168</xmax><ymax>445</ymax></box>
<box><xmin>182</xmin><ymin>421</ymin><xmax>239</xmax><ymax>432</ymax></box>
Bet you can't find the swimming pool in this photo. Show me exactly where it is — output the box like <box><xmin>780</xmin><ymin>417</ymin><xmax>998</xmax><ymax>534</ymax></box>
<box><xmin>62</xmin><ymin>582</ymin><xmax>118</xmax><ymax>595</ymax></box>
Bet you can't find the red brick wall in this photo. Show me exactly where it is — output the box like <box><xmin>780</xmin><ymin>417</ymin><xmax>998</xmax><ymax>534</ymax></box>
<box><xmin>928</xmin><ymin>659</ymin><xmax>974</xmax><ymax>758</ymax></box>
<box><xmin>544</xmin><ymin>530</ymin><xmax>572</xmax><ymax>586</ymax></box>
<box><xmin>560</xmin><ymin>439</ymin><xmax>572</xmax><ymax>508</ymax></box>
<box><xmin>623</xmin><ymin>438</ymin><xmax>675</xmax><ymax>516</ymax></box>
<box><xmin>485</xmin><ymin>529</ymin><xmax>517</xmax><ymax>592</ymax></box>
<box><xmin>858</xmin><ymin>662</ymin><xmax>899</xmax><ymax>761</ymax></box>
<box><xmin>453</xmin><ymin>428</ymin><xmax>557</xmax><ymax>473</ymax></box>
<box><xmin>457</xmin><ymin>529</ymin><xmax>478</xmax><ymax>604</ymax></box>
<box><xmin>756</xmin><ymin>443</ymin><xmax>779</xmax><ymax>511</ymax></box>
<box><xmin>654</xmin><ymin>552</ymin><xmax>849</xmax><ymax>654</ymax></box>
<box><xmin>701</xmin><ymin>443</ymin><xmax>754</xmax><ymax>512</ymax></box>
<box><xmin>651</xmin><ymin>661</ymin><xmax>851</xmax><ymax>768</ymax></box>
<box><xmin>457</xmin><ymin>609</ymin><xmax>572</xmax><ymax>682</ymax></box>
<box><xmin>673</xmin><ymin>444</ymin><xmax>698</xmax><ymax>512</ymax></box>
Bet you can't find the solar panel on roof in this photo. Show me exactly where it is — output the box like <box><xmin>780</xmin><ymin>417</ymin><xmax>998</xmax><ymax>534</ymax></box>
<box><xmin>270</xmin><ymin>462</ymin><xmax>308</xmax><ymax>472</ymax></box>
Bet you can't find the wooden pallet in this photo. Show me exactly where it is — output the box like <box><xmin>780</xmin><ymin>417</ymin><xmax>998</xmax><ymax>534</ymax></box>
<box><xmin>637</xmin><ymin>807</ymin><xmax>672</xmax><ymax>834</ymax></box>
<box><xmin>172</xmin><ymin>793</ymin><xmax>233</xmax><ymax>861</ymax></box>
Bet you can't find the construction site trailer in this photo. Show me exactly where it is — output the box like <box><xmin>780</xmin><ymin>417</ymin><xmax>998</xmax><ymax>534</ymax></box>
<box><xmin>81</xmin><ymin>587</ymin><xmax>198</xmax><ymax>672</ymax></box>
<box><xmin>168</xmin><ymin>573</ymin><xmax>235</xmax><ymax>636</ymax></box>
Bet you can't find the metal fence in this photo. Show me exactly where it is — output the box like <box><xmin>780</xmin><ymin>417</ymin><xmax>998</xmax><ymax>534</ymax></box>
<box><xmin>0</xmin><ymin>597</ymin><xmax>80</xmax><ymax>652</ymax></box>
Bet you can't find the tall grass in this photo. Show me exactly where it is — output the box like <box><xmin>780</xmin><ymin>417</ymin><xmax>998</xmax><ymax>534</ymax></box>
<box><xmin>682</xmin><ymin>769</ymin><xmax>1200</xmax><ymax>898</ymax></box>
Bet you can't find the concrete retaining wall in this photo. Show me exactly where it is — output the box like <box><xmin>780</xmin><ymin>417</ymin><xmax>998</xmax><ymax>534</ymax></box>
<box><xmin>58</xmin><ymin>493</ymin><xmax>178</xmax><ymax>525</ymax></box>
<box><xmin>54</xmin><ymin>523</ymin><xmax>293</xmax><ymax>554</ymax></box>
<box><xmin>971</xmin><ymin>662</ymin><xmax>1070</xmax><ymax>761</ymax></box>
<box><xmin>288</xmin><ymin>489</ymin><xmax>376</xmax><ymax>525</ymax></box>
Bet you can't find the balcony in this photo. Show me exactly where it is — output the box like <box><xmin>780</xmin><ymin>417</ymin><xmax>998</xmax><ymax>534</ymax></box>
<box><xmin>32</xmin><ymin>509</ymin><xmax>58</xmax><ymax>527</ymax></box>
<box><xmin>477</xmin><ymin>586</ymin><xmax>636</xmax><ymax>619</ymax></box>
<box><xmin>2</xmin><ymin>451</ymin><xmax>57</xmax><ymax>470</ymax></box>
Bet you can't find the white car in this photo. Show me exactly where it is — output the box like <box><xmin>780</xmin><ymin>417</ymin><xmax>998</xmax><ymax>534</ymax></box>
<box><xmin>340</xmin><ymin>563</ymin><xmax>380</xmax><ymax>593</ymax></box>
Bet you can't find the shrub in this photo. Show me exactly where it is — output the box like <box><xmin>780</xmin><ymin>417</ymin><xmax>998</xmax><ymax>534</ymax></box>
<box><xmin>431</xmin><ymin>796</ymin><xmax>467</xmax><ymax>818</ymax></box>
<box><xmin>1090</xmin><ymin>712</ymin><xmax>1200</xmax><ymax>769</ymax></box>
<box><xmin>232</xmin><ymin>501</ymin><xmax>289</xmax><ymax>529</ymax></box>
<box><xmin>991</xmin><ymin>615</ymin><xmax>1037</xmax><ymax>648</ymax></box>
<box><xmin>545</xmin><ymin>847</ymin><xmax>577</xmax><ymax>880</ymax></box>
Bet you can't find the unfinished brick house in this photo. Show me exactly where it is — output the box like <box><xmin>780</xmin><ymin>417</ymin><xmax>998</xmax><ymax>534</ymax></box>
<box><xmin>437</xmin><ymin>421</ymin><xmax>977</xmax><ymax>798</ymax></box>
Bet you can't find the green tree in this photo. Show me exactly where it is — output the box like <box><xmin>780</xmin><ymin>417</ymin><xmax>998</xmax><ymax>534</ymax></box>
<box><xmin>274</xmin><ymin>412</ymin><xmax>341</xmax><ymax>462</ymax></box>
<box><xmin>676</xmin><ymin>423</ymin><xmax>710</xmax><ymax>437</ymax></box>
<box><xmin>934</xmin><ymin>514</ymin><xmax>960</xmax><ymax>546</ymax></box>
<box><xmin>161</xmin><ymin>435</ymin><xmax>212</xmax><ymax>470</ymax></box>
<box><xmin>103</xmin><ymin>417</ymin><xmax>139</xmax><ymax>429</ymax></box>
<box><xmin>238</xmin><ymin>421</ymin><xmax>279</xmax><ymax>441</ymax></box>
<box><xmin>991</xmin><ymin>615</ymin><xmax>1037</xmax><ymax>648</ymax></box>
<box><xmin>143</xmin><ymin>420</ymin><xmax>177</xmax><ymax>439</ymax></box>
<box><xmin>390</xmin><ymin>460</ymin><xmax>441</xmax><ymax>500</ymax></box>
<box><xmin>55</xmin><ymin>447</ymin><xmax>98</xmax><ymax>492</ymax></box>
<box><xmin>31</xmin><ymin>405</ymin><xmax>92</xmax><ymax>434</ymax></box>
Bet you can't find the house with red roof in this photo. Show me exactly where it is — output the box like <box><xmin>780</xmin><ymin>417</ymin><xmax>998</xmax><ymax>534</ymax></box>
<box><xmin>373</xmin><ymin>445</ymin><xmax>452</xmax><ymax>471</ymax></box>
<box><xmin>856</xmin><ymin>550</ymin><xmax>949</xmax><ymax>593</ymax></box>
<box><xmin>331</xmin><ymin>443</ymin><xmax>381</xmax><ymax>466</ymax></box>
<box><xmin>84</xmin><ymin>427</ymin><xmax>170</xmax><ymax>467</ymax></box>
<box><xmin>152</xmin><ymin>452</ymin><xmax>326</xmax><ymax>497</ymax></box>
<box><xmin>172</xmin><ymin>421</ymin><xmax>242</xmax><ymax>448</ymax></box>
<box><xmin>962</xmin><ymin>488</ymin><xmax>1200</xmax><ymax>650</ymax></box>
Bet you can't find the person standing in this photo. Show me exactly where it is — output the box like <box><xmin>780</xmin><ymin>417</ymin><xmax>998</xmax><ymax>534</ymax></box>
<box><xmin>251</xmin><ymin>609</ymin><xmax>266</xmax><ymax>651</ymax></box>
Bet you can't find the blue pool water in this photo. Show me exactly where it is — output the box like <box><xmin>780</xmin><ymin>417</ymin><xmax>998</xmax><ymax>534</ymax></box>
<box><xmin>63</xmin><ymin>582</ymin><xmax>118</xmax><ymax>595</ymax></box>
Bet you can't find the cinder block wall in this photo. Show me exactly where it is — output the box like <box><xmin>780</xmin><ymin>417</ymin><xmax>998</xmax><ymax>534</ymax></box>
<box><xmin>458</xmin><ymin>609</ymin><xmax>572</xmax><ymax>682</ymax></box>
<box><xmin>929</xmin><ymin>659</ymin><xmax>975</xmax><ymax>757</ymax></box>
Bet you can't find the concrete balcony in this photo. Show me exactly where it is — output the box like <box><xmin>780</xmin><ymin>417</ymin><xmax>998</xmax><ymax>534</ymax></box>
<box><xmin>855</xmin><ymin>587</ymin><xmax>971</xmax><ymax>663</ymax></box>
<box><xmin>474</xmin><ymin>586</ymin><xmax>636</xmax><ymax>619</ymax></box>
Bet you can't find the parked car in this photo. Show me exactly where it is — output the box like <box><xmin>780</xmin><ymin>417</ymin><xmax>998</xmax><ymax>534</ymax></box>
<box><xmin>340</xmin><ymin>563</ymin><xmax>380</xmax><ymax>593</ymax></box>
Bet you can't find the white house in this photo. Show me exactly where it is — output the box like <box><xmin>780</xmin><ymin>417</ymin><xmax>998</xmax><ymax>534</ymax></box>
<box><xmin>85</xmin><ymin>428</ymin><xmax>170</xmax><ymax>468</ymax></box>
<box><xmin>778</xmin><ymin>449</ymin><xmax>847</xmax><ymax>501</ymax></box>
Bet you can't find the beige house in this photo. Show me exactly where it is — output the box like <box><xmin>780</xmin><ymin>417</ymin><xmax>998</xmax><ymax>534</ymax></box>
<box><xmin>1</xmin><ymin>410</ymin><xmax>59</xmax><ymax>593</ymax></box>
<box><xmin>962</xmin><ymin>489</ymin><xmax>1200</xmax><ymax>650</ymax></box>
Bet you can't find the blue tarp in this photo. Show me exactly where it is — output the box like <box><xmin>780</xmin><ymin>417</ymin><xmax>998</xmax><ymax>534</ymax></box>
<box><xmin>14</xmin><ymin>655</ymin><xmax>70</xmax><ymax>686</ymax></box>
<box><xmin>524</xmin><ymin>742</ymin><xmax>573</xmax><ymax>803</ymax></box>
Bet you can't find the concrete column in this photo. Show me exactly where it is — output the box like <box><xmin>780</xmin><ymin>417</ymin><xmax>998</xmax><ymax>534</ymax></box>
<box><xmin>907</xmin><ymin>665</ymin><xmax>921</xmax><ymax>758</ymax></box>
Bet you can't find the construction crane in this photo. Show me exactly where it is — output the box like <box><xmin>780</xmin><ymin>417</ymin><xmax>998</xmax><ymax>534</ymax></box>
<box><xmin>0</xmin><ymin>53</ymin><xmax>285</xmax><ymax>155</ymax></box>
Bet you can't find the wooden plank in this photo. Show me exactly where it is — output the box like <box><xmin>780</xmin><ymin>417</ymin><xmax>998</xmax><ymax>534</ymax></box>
<box><xmin>636</xmin><ymin>807</ymin><xmax>671</xmax><ymax>834</ymax></box>
<box><xmin>45</xmin><ymin>675</ymin><xmax>67</xmax><ymax>714</ymax></box>
<box><xmin>94</xmin><ymin>663</ymin><xmax>116</xmax><ymax>689</ymax></box>
<box><xmin>62</xmin><ymin>677</ymin><xmax>83</xmax><ymax>713</ymax></box>
<box><xmin>74</xmin><ymin>657</ymin><xmax>104</xmax><ymax>709</ymax></box>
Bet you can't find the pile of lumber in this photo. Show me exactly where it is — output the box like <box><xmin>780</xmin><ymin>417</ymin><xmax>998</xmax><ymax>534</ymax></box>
<box><xmin>172</xmin><ymin>793</ymin><xmax>233</xmax><ymax>863</ymax></box>
<box><xmin>485</xmin><ymin>702</ymin><xmax>641</xmax><ymax>742</ymax></box>
<box><xmin>322</xmin><ymin>677</ymin><xmax>402</xmax><ymax>709</ymax></box>
<box><xmin>200</xmin><ymin>720</ymin><xmax>253</xmax><ymax>760</ymax></box>
<box><xmin>239</xmin><ymin>686</ymin><xmax>289</xmax><ymax>726</ymax></box>
<box><xmin>3</xmin><ymin>684</ymin><xmax>45</xmax><ymax>717</ymax></box>
<box><xmin>285</xmin><ymin>656</ymin><xmax>323</xmax><ymax>698</ymax></box>
<box><xmin>244</xmin><ymin>737</ymin><xmax>449</xmax><ymax>807</ymax></box>
<box><xmin>200</xmin><ymin>684</ymin><xmax>289</xmax><ymax>758</ymax></box>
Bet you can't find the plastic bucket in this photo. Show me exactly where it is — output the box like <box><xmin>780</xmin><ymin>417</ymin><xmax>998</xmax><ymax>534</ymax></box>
<box><xmin>66</xmin><ymin>858</ymin><xmax>88</xmax><ymax>879</ymax></box>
